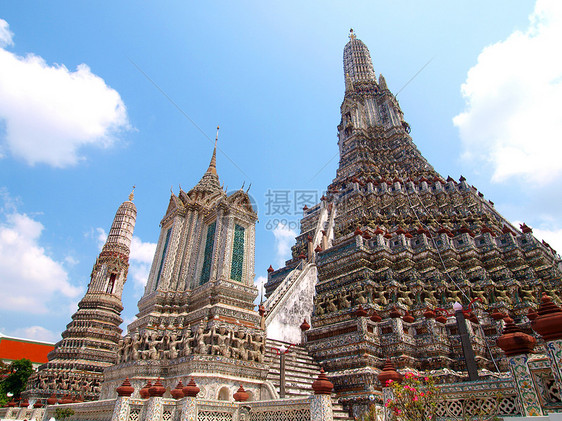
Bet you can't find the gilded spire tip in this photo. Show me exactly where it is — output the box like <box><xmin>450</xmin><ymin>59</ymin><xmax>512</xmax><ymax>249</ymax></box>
<box><xmin>207</xmin><ymin>125</ymin><xmax>218</xmax><ymax>175</ymax></box>
<box><xmin>215</xmin><ymin>126</ymin><xmax>219</xmax><ymax>149</ymax></box>
<box><xmin>128</xmin><ymin>185</ymin><xmax>135</xmax><ymax>201</ymax></box>
<box><xmin>349</xmin><ymin>28</ymin><xmax>356</xmax><ymax>40</ymax></box>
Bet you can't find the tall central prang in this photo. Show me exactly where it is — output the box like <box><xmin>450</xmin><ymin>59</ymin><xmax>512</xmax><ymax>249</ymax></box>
<box><xmin>264</xmin><ymin>30</ymin><xmax>562</xmax><ymax>413</ymax></box>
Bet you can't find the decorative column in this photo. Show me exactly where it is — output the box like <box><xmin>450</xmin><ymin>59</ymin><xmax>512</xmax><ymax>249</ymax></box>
<box><xmin>31</xmin><ymin>399</ymin><xmax>44</xmax><ymax>421</ymax></box>
<box><xmin>17</xmin><ymin>399</ymin><xmax>29</xmax><ymax>421</ymax></box>
<box><xmin>311</xmin><ymin>369</ymin><xmax>333</xmax><ymax>421</ymax></box>
<box><xmin>378</xmin><ymin>359</ymin><xmax>402</xmax><ymax>421</ymax></box>
<box><xmin>453</xmin><ymin>302</ymin><xmax>478</xmax><ymax>381</ymax></box>
<box><xmin>111</xmin><ymin>378</ymin><xmax>134</xmax><ymax>421</ymax></box>
<box><xmin>181</xmin><ymin>378</ymin><xmax>200</xmax><ymax>421</ymax></box>
<box><xmin>272</xmin><ymin>344</ymin><xmax>293</xmax><ymax>398</ymax></box>
<box><xmin>531</xmin><ymin>293</ymin><xmax>562</xmax><ymax>394</ymax></box>
<box><xmin>259</xmin><ymin>304</ymin><xmax>266</xmax><ymax>330</ymax></box>
<box><xmin>497</xmin><ymin>317</ymin><xmax>543</xmax><ymax>416</ymax></box>
<box><xmin>145</xmin><ymin>379</ymin><xmax>166</xmax><ymax>421</ymax></box>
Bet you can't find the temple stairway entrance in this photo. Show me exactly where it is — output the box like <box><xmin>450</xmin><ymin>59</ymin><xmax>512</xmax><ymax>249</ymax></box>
<box><xmin>265</xmin><ymin>338</ymin><xmax>354</xmax><ymax>420</ymax></box>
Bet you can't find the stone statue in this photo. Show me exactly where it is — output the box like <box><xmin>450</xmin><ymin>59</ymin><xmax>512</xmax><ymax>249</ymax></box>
<box><xmin>181</xmin><ymin>329</ymin><xmax>193</xmax><ymax>356</ymax></box>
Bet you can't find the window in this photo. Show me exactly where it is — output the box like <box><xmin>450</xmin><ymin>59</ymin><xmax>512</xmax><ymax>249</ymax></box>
<box><xmin>106</xmin><ymin>273</ymin><xmax>116</xmax><ymax>294</ymax></box>
<box><xmin>155</xmin><ymin>228</ymin><xmax>172</xmax><ymax>290</ymax></box>
<box><xmin>230</xmin><ymin>224</ymin><xmax>245</xmax><ymax>282</ymax></box>
<box><xmin>200</xmin><ymin>221</ymin><xmax>216</xmax><ymax>285</ymax></box>
<box><xmin>218</xmin><ymin>387</ymin><xmax>230</xmax><ymax>401</ymax></box>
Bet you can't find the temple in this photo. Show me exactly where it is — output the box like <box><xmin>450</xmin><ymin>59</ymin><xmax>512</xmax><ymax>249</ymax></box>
<box><xmin>100</xmin><ymin>128</ymin><xmax>271</xmax><ymax>401</ymax></box>
<box><xmin>264</xmin><ymin>29</ymin><xmax>562</xmax><ymax>413</ymax></box>
<box><xmin>7</xmin><ymin>30</ymin><xmax>562</xmax><ymax>421</ymax></box>
<box><xmin>25</xmin><ymin>191</ymin><xmax>137</xmax><ymax>401</ymax></box>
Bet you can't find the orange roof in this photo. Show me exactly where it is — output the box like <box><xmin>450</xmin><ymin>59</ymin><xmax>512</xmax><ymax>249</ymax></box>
<box><xmin>0</xmin><ymin>337</ymin><xmax>55</xmax><ymax>364</ymax></box>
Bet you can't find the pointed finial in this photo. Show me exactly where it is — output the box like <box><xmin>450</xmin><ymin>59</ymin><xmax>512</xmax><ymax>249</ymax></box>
<box><xmin>246</xmin><ymin>183</ymin><xmax>251</xmax><ymax>193</ymax></box>
<box><xmin>349</xmin><ymin>28</ymin><xmax>356</xmax><ymax>40</ymax></box>
<box><xmin>378</xmin><ymin>74</ymin><xmax>387</xmax><ymax>90</ymax></box>
<box><xmin>207</xmin><ymin>126</ymin><xmax>219</xmax><ymax>175</ymax></box>
<box><xmin>128</xmin><ymin>185</ymin><xmax>135</xmax><ymax>201</ymax></box>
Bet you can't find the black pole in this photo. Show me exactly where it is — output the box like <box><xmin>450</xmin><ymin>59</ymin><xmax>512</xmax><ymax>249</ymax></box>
<box><xmin>455</xmin><ymin>308</ymin><xmax>479</xmax><ymax>381</ymax></box>
<box><xmin>280</xmin><ymin>352</ymin><xmax>286</xmax><ymax>398</ymax></box>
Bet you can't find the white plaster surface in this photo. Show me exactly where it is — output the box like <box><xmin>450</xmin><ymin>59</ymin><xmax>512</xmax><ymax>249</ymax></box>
<box><xmin>266</xmin><ymin>265</ymin><xmax>317</xmax><ymax>344</ymax></box>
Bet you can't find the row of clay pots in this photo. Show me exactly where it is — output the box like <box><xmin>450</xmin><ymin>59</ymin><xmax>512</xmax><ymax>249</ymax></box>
<box><xmin>115</xmin><ymin>368</ymin><xmax>335</xmax><ymax>402</ymax></box>
<box><xmin>347</xmin><ymin>304</ymin><xmax>479</xmax><ymax>325</ymax></box>
<box><xmin>325</xmin><ymin>302</ymin><xmax>554</xmax><ymax>327</ymax></box>
<box><xmin>3</xmin><ymin>398</ymin><xmax>38</xmax><ymax>408</ymax></box>
<box><xmin>117</xmin><ymin>377</ymin><xmax>250</xmax><ymax>402</ymax></box>
<box><xmin>2</xmin><ymin>394</ymin><xmax>85</xmax><ymax>408</ymax></box>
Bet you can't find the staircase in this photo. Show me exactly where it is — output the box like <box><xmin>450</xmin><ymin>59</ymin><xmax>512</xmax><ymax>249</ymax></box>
<box><xmin>265</xmin><ymin>338</ymin><xmax>353</xmax><ymax>420</ymax></box>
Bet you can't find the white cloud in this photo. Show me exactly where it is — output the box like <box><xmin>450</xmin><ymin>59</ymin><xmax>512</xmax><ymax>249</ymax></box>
<box><xmin>272</xmin><ymin>222</ymin><xmax>297</xmax><ymax>267</ymax></box>
<box><xmin>129</xmin><ymin>236</ymin><xmax>156</xmax><ymax>292</ymax></box>
<box><xmin>454</xmin><ymin>0</ymin><xmax>562</xmax><ymax>185</ymax></box>
<box><xmin>95</xmin><ymin>227</ymin><xmax>107</xmax><ymax>249</ymax></box>
<box><xmin>64</xmin><ymin>255</ymin><xmax>79</xmax><ymax>266</ymax></box>
<box><xmin>529</xmin><ymin>227</ymin><xmax>562</xmax><ymax>255</ymax></box>
<box><xmin>0</xmin><ymin>19</ymin><xmax>130</xmax><ymax>167</ymax></box>
<box><xmin>10</xmin><ymin>326</ymin><xmax>59</xmax><ymax>343</ymax></box>
<box><xmin>0</xmin><ymin>19</ymin><xmax>13</xmax><ymax>48</ymax></box>
<box><xmin>0</xmin><ymin>209</ymin><xmax>81</xmax><ymax>313</ymax></box>
<box><xmin>130</xmin><ymin>236</ymin><xmax>156</xmax><ymax>264</ymax></box>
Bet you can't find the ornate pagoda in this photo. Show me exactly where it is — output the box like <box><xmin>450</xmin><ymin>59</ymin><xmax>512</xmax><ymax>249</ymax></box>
<box><xmin>101</xmin><ymin>131</ymin><xmax>272</xmax><ymax>401</ymax></box>
<box><xmin>264</xmin><ymin>30</ymin><xmax>562</xmax><ymax>411</ymax></box>
<box><xmin>26</xmin><ymin>191</ymin><xmax>137</xmax><ymax>402</ymax></box>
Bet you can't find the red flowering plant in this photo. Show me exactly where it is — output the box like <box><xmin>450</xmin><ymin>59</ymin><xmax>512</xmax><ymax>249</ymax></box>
<box><xmin>384</xmin><ymin>372</ymin><xmax>438</xmax><ymax>421</ymax></box>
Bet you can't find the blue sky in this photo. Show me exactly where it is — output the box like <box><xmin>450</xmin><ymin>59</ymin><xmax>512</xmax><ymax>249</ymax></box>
<box><xmin>1</xmin><ymin>1</ymin><xmax>561</xmax><ymax>343</ymax></box>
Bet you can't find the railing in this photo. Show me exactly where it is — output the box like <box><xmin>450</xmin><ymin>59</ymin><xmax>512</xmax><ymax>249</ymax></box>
<box><xmin>247</xmin><ymin>397</ymin><xmax>311</xmax><ymax>421</ymax></box>
<box><xmin>0</xmin><ymin>396</ymin><xmax>317</xmax><ymax>421</ymax></box>
<box><xmin>196</xmin><ymin>399</ymin><xmax>237</xmax><ymax>421</ymax></box>
<box><xmin>43</xmin><ymin>399</ymin><xmax>117</xmax><ymax>421</ymax></box>
<box><xmin>264</xmin><ymin>260</ymin><xmax>304</xmax><ymax>319</ymax></box>
<box><xmin>434</xmin><ymin>378</ymin><xmax>521</xmax><ymax>419</ymax></box>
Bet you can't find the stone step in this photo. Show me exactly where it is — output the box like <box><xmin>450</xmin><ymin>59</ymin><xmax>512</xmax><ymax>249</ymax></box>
<box><xmin>266</xmin><ymin>363</ymin><xmax>321</xmax><ymax>374</ymax></box>
<box><xmin>333</xmin><ymin>403</ymin><xmax>353</xmax><ymax>420</ymax></box>
<box><xmin>265</xmin><ymin>338</ymin><xmax>353</xmax><ymax>419</ymax></box>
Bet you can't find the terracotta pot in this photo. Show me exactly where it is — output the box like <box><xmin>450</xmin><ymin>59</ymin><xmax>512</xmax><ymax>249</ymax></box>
<box><xmin>378</xmin><ymin>359</ymin><xmax>402</xmax><ymax>386</ymax></box>
<box><xmin>182</xmin><ymin>378</ymin><xmax>200</xmax><ymax>398</ymax></box>
<box><xmin>312</xmin><ymin>369</ymin><xmax>333</xmax><ymax>395</ymax></box>
<box><xmin>116</xmin><ymin>378</ymin><xmax>134</xmax><ymax>397</ymax></box>
<box><xmin>233</xmin><ymin>385</ymin><xmax>249</xmax><ymax>402</ymax></box>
